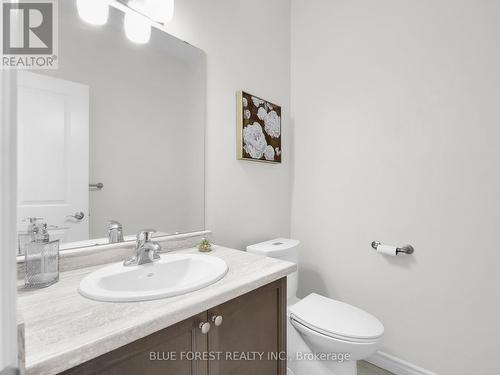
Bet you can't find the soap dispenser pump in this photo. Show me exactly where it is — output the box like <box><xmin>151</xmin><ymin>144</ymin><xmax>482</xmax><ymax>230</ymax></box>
<box><xmin>18</xmin><ymin>217</ymin><xmax>44</xmax><ymax>256</ymax></box>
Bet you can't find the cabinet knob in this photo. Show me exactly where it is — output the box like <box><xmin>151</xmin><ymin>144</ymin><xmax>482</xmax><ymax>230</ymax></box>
<box><xmin>199</xmin><ymin>322</ymin><xmax>211</xmax><ymax>334</ymax></box>
<box><xmin>211</xmin><ymin>315</ymin><xmax>223</xmax><ymax>327</ymax></box>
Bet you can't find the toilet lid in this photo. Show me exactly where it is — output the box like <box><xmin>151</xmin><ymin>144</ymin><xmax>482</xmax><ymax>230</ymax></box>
<box><xmin>246</xmin><ymin>238</ymin><xmax>300</xmax><ymax>257</ymax></box>
<box><xmin>289</xmin><ymin>293</ymin><xmax>384</xmax><ymax>341</ymax></box>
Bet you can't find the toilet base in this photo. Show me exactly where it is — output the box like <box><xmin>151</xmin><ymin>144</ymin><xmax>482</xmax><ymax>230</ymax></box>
<box><xmin>288</xmin><ymin>316</ymin><xmax>359</xmax><ymax>375</ymax></box>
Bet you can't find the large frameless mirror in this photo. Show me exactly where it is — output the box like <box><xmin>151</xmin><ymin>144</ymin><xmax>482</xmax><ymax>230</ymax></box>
<box><xmin>16</xmin><ymin>0</ymin><xmax>206</xmax><ymax>254</ymax></box>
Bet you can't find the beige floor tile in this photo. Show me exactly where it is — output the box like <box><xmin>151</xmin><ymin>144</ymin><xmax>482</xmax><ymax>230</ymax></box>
<box><xmin>357</xmin><ymin>360</ymin><xmax>394</xmax><ymax>375</ymax></box>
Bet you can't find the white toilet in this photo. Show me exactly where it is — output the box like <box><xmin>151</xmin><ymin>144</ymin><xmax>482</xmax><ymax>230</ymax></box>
<box><xmin>247</xmin><ymin>239</ymin><xmax>384</xmax><ymax>375</ymax></box>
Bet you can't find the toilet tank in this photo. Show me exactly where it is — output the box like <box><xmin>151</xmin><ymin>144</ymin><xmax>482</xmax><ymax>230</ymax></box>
<box><xmin>246</xmin><ymin>238</ymin><xmax>300</xmax><ymax>301</ymax></box>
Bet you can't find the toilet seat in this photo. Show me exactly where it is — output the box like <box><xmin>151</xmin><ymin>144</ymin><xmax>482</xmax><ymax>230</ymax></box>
<box><xmin>290</xmin><ymin>317</ymin><xmax>379</xmax><ymax>344</ymax></box>
<box><xmin>289</xmin><ymin>293</ymin><xmax>384</xmax><ymax>343</ymax></box>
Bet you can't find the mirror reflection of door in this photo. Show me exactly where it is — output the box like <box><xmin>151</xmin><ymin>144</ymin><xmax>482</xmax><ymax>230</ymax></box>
<box><xmin>17</xmin><ymin>72</ymin><xmax>89</xmax><ymax>244</ymax></box>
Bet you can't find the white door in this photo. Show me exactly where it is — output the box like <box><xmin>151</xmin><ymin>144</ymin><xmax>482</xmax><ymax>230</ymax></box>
<box><xmin>17</xmin><ymin>72</ymin><xmax>89</xmax><ymax>243</ymax></box>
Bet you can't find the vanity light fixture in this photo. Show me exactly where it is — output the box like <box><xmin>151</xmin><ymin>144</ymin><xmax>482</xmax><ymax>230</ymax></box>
<box><xmin>76</xmin><ymin>0</ymin><xmax>110</xmax><ymax>26</ymax></box>
<box><xmin>76</xmin><ymin>0</ymin><xmax>174</xmax><ymax>44</ymax></box>
<box><xmin>121</xmin><ymin>0</ymin><xmax>175</xmax><ymax>44</ymax></box>
<box><xmin>124</xmin><ymin>9</ymin><xmax>151</xmax><ymax>44</ymax></box>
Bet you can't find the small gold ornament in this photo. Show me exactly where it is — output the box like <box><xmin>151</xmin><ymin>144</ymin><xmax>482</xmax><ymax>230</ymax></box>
<box><xmin>198</xmin><ymin>238</ymin><xmax>212</xmax><ymax>252</ymax></box>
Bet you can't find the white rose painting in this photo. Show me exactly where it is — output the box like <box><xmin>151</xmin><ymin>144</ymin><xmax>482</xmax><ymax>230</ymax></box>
<box><xmin>237</xmin><ymin>91</ymin><xmax>282</xmax><ymax>163</ymax></box>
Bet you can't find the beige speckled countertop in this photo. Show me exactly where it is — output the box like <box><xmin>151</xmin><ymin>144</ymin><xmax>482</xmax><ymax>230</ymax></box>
<box><xmin>18</xmin><ymin>246</ymin><xmax>296</xmax><ymax>375</ymax></box>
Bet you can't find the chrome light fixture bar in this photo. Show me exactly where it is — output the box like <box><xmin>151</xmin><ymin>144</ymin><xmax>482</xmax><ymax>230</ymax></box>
<box><xmin>115</xmin><ymin>0</ymin><xmax>174</xmax><ymax>26</ymax></box>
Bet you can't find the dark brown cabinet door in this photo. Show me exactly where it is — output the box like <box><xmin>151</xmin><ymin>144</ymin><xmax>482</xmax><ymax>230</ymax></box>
<box><xmin>61</xmin><ymin>312</ymin><xmax>208</xmax><ymax>375</ymax></box>
<box><xmin>207</xmin><ymin>278</ymin><xmax>287</xmax><ymax>375</ymax></box>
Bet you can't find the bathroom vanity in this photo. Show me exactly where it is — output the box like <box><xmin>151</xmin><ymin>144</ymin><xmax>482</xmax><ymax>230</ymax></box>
<box><xmin>61</xmin><ymin>279</ymin><xmax>286</xmax><ymax>375</ymax></box>
<box><xmin>17</xmin><ymin>245</ymin><xmax>295</xmax><ymax>375</ymax></box>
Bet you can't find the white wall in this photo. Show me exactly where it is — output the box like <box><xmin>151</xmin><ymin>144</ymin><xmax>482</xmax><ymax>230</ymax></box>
<box><xmin>291</xmin><ymin>1</ymin><xmax>500</xmax><ymax>374</ymax></box>
<box><xmin>166</xmin><ymin>0</ymin><xmax>292</xmax><ymax>250</ymax></box>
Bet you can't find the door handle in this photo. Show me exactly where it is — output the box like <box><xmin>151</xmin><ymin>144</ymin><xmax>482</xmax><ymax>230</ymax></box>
<box><xmin>67</xmin><ymin>211</ymin><xmax>85</xmax><ymax>221</ymax></box>
<box><xmin>89</xmin><ymin>183</ymin><xmax>104</xmax><ymax>190</ymax></box>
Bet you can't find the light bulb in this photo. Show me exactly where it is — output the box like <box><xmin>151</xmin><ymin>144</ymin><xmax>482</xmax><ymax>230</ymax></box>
<box><xmin>124</xmin><ymin>11</ymin><xmax>151</xmax><ymax>44</ymax></box>
<box><xmin>76</xmin><ymin>0</ymin><xmax>109</xmax><ymax>26</ymax></box>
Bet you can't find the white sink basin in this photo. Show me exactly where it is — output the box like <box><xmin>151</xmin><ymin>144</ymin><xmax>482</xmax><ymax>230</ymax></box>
<box><xmin>78</xmin><ymin>253</ymin><xmax>228</xmax><ymax>302</ymax></box>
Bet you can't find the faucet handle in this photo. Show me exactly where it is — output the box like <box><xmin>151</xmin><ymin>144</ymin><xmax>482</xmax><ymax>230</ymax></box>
<box><xmin>108</xmin><ymin>221</ymin><xmax>124</xmax><ymax>243</ymax></box>
<box><xmin>108</xmin><ymin>220</ymin><xmax>122</xmax><ymax>230</ymax></box>
<box><xmin>137</xmin><ymin>229</ymin><xmax>157</xmax><ymax>243</ymax></box>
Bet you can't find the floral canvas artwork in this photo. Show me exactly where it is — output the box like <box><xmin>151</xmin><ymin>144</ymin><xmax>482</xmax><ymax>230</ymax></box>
<box><xmin>237</xmin><ymin>91</ymin><xmax>281</xmax><ymax>163</ymax></box>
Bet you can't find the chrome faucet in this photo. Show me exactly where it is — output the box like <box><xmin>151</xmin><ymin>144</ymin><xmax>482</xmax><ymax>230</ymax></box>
<box><xmin>123</xmin><ymin>229</ymin><xmax>161</xmax><ymax>266</ymax></box>
<box><xmin>107</xmin><ymin>221</ymin><xmax>124</xmax><ymax>243</ymax></box>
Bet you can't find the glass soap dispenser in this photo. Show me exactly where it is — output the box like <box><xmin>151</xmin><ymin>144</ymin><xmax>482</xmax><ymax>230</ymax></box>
<box><xmin>25</xmin><ymin>222</ymin><xmax>60</xmax><ymax>288</ymax></box>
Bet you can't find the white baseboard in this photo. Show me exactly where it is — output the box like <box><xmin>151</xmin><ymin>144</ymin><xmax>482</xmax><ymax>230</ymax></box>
<box><xmin>367</xmin><ymin>351</ymin><xmax>439</xmax><ymax>375</ymax></box>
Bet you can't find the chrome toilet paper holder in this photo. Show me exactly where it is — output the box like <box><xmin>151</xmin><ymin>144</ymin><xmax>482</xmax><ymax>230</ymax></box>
<box><xmin>371</xmin><ymin>241</ymin><xmax>415</xmax><ymax>255</ymax></box>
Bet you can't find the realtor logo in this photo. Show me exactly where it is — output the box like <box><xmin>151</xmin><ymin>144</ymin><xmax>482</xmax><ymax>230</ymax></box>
<box><xmin>1</xmin><ymin>0</ymin><xmax>58</xmax><ymax>69</ymax></box>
